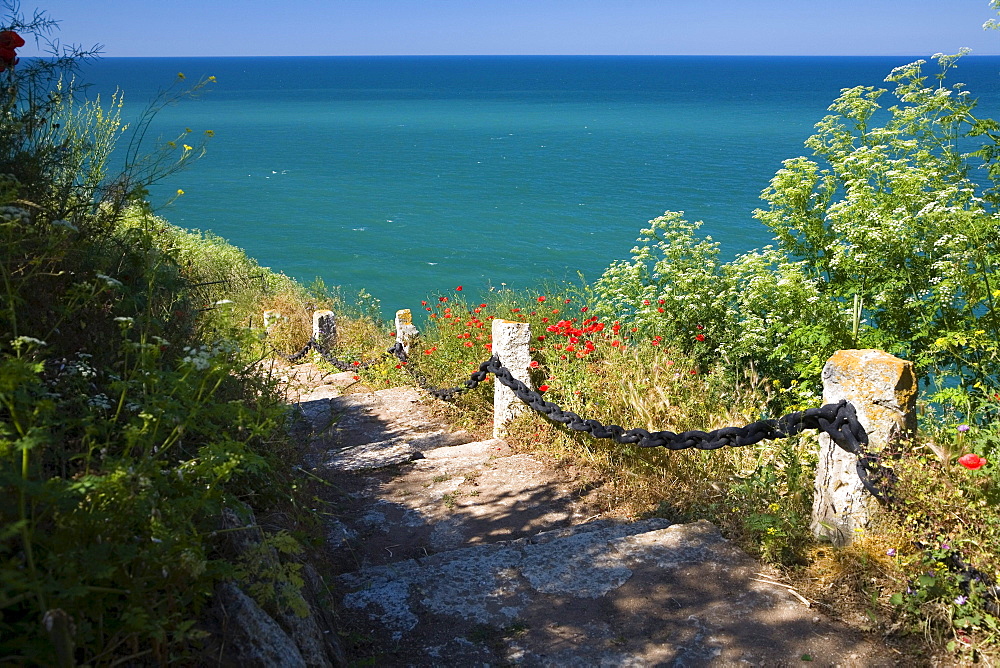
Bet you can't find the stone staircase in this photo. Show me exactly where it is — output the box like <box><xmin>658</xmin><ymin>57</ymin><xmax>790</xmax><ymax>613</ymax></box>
<box><xmin>284</xmin><ymin>363</ymin><xmax>895</xmax><ymax>667</ymax></box>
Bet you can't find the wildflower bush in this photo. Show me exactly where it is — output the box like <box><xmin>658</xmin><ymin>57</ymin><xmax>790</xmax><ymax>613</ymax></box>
<box><xmin>372</xmin><ymin>48</ymin><xmax>1000</xmax><ymax>660</ymax></box>
<box><xmin>0</xmin><ymin>5</ymin><xmax>323</xmax><ymax>663</ymax></box>
<box><xmin>360</xmin><ymin>285</ymin><xmax>818</xmax><ymax>568</ymax></box>
<box><xmin>586</xmin><ymin>50</ymin><xmax>1000</xmax><ymax>658</ymax></box>
<box><xmin>596</xmin><ymin>52</ymin><xmax>1000</xmax><ymax>418</ymax></box>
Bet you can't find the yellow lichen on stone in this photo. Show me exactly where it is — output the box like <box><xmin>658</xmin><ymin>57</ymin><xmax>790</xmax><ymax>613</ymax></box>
<box><xmin>813</xmin><ymin>349</ymin><xmax>917</xmax><ymax>545</ymax></box>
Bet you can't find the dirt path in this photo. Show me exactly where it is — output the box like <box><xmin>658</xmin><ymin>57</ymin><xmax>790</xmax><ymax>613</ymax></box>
<box><xmin>282</xmin><ymin>361</ymin><xmax>900</xmax><ymax>667</ymax></box>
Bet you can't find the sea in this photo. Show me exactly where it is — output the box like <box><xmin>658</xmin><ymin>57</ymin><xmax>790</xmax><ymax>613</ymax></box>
<box><xmin>78</xmin><ymin>55</ymin><xmax>1000</xmax><ymax>314</ymax></box>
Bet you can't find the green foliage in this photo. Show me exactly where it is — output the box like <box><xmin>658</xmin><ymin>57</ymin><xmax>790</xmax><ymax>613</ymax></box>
<box><xmin>593</xmin><ymin>212</ymin><xmax>732</xmax><ymax>370</ymax></box>
<box><xmin>594</xmin><ymin>52</ymin><xmax>1000</xmax><ymax>420</ymax></box>
<box><xmin>0</xmin><ymin>5</ymin><xmax>313</xmax><ymax>663</ymax></box>
<box><xmin>593</xmin><ymin>212</ymin><xmax>849</xmax><ymax>397</ymax></box>
<box><xmin>755</xmin><ymin>52</ymin><xmax>1000</xmax><ymax>414</ymax></box>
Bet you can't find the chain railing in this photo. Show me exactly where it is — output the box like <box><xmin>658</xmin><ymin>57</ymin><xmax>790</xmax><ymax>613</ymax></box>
<box><xmin>270</xmin><ymin>308</ymin><xmax>999</xmax><ymax>605</ymax></box>
<box><xmin>278</xmin><ymin>328</ymin><xmax>893</xmax><ymax>505</ymax></box>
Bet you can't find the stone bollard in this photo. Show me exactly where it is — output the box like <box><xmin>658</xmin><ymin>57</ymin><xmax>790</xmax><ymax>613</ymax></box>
<box><xmin>811</xmin><ymin>349</ymin><xmax>916</xmax><ymax>546</ymax></box>
<box><xmin>312</xmin><ymin>310</ymin><xmax>336</xmax><ymax>348</ymax></box>
<box><xmin>395</xmin><ymin>309</ymin><xmax>420</xmax><ymax>356</ymax></box>
<box><xmin>263</xmin><ymin>310</ymin><xmax>282</xmax><ymax>334</ymax></box>
<box><xmin>492</xmin><ymin>319</ymin><xmax>533</xmax><ymax>439</ymax></box>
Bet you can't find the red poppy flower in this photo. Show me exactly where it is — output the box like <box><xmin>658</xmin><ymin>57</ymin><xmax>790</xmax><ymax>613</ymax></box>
<box><xmin>439</xmin><ymin>296</ymin><xmax>448</xmax><ymax>302</ymax></box>
<box><xmin>537</xmin><ymin>296</ymin><xmax>546</xmax><ymax>303</ymax></box>
<box><xmin>0</xmin><ymin>31</ymin><xmax>25</xmax><ymax>49</ymax></box>
<box><xmin>455</xmin><ymin>286</ymin><xmax>462</xmax><ymax>291</ymax></box>
<box><xmin>421</xmin><ymin>300</ymin><xmax>427</xmax><ymax>306</ymax></box>
<box><xmin>580</xmin><ymin>306</ymin><xmax>588</xmax><ymax>312</ymax></box>
<box><xmin>695</xmin><ymin>334</ymin><xmax>706</xmax><ymax>342</ymax></box>
<box><xmin>958</xmin><ymin>453</ymin><xmax>987</xmax><ymax>470</ymax></box>
<box><xmin>537</xmin><ymin>384</ymin><xmax>549</xmax><ymax>392</ymax></box>
<box><xmin>0</xmin><ymin>31</ymin><xmax>24</xmax><ymax>71</ymax></box>
<box><xmin>352</xmin><ymin>375</ymin><xmax>360</xmax><ymax>381</ymax></box>
<box><xmin>529</xmin><ymin>360</ymin><xmax>539</xmax><ymax>368</ymax></box>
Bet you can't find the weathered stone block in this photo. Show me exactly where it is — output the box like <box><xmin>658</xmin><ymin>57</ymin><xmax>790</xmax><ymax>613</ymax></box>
<box><xmin>811</xmin><ymin>349</ymin><xmax>916</xmax><ymax>545</ymax></box>
<box><xmin>492</xmin><ymin>319</ymin><xmax>533</xmax><ymax>438</ymax></box>
<box><xmin>312</xmin><ymin>310</ymin><xmax>336</xmax><ymax>348</ymax></box>
<box><xmin>395</xmin><ymin>309</ymin><xmax>419</xmax><ymax>355</ymax></box>
<box><xmin>263</xmin><ymin>310</ymin><xmax>282</xmax><ymax>334</ymax></box>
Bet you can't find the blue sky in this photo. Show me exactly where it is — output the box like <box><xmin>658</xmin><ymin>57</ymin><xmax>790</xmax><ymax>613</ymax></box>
<box><xmin>15</xmin><ymin>0</ymin><xmax>1000</xmax><ymax>57</ymax></box>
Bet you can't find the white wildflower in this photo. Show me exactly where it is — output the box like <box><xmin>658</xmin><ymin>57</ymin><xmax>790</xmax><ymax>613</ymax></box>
<box><xmin>87</xmin><ymin>393</ymin><xmax>112</xmax><ymax>411</ymax></box>
<box><xmin>11</xmin><ymin>336</ymin><xmax>47</xmax><ymax>348</ymax></box>
<box><xmin>51</xmin><ymin>219</ymin><xmax>78</xmax><ymax>232</ymax></box>
<box><xmin>97</xmin><ymin>274</ymin><xmax>124</xmax><ymax>288</ymax></box>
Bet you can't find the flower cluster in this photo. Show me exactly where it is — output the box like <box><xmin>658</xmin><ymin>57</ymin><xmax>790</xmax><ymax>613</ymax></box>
<box><xmin>957</xmin><ymin>453</ymin><xmax>987</xmax><ymax>470</ymax></box>
<box><xmin>0</xmin><ymin>30</ymin><xmax>24</xmax><ymax>72</ymax></box>
<box><xmin>545</xmin><ymin>316</ymin><xmax>606</xmax><ymax>358</ymax></box>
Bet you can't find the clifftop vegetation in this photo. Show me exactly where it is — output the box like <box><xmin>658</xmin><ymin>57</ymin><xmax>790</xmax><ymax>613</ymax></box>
<box><xmin>2</xmin><ymin>2</ymin><xmax>1000</xmax><ymax>664</ymax></box>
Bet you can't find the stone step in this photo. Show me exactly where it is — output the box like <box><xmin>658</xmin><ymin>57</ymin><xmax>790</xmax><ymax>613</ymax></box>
<box><xmin>297</xmin><ymin>384</ymin><xmax>479</xmax><ymax>469</ymax></box>
<box><xmin>321</xmin><ymin>437</ymin><xmax>592</xmax><ymax>573</ymax></box>
<box><xmin>337</xmin><ymin>519</ymin><xmax>883</xmax><ymax>666</ymax></box>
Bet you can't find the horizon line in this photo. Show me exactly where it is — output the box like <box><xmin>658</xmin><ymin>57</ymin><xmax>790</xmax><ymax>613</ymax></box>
<box><xmin>86</xmin><ymin>52</ymin><xmax>1000</xmax><ymax>59</ymax></box>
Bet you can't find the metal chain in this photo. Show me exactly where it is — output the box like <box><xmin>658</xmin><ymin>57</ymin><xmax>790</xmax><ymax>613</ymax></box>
<box><xmin>281</xmin><ymin>339</ymin><xmax>482</xmax><ymax>399</ymax></box>
<box><xmin>280</xmin><ymin>340</ymin><xmax>893</xmax><ymax>503</ymax></box>
<box><xmin>476</xmin><ymin>354</ymin><xmax>894</xmax><ymax>505</ymax></box>
<box><xmin>281</xmin><ymin>337</ymin><xmax>384</xmax><ymax>371</ymax></box>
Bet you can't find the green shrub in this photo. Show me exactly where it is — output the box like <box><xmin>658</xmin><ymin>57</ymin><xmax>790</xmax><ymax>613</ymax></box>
<box><xmin>0</xmin><ymin>5</ymin><xmax>314</xmax><ymax>662</ymax></box>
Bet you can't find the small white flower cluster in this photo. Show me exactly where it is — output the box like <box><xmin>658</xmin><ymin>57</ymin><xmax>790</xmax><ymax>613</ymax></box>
<box><xmin>10</xmin><ymin>336</ymin><xmax>47</xmax><ymax>350</ymax></box>
<box><xmin>180</xmin><ymin>341</ymin><xmax>236</xmax><ymax>371</ymax></box>
<box><xmin>0</xmin><ymin>205</ymin><xmax>29</xmax><ymax>224</ymax></box>
<box><xmin>51</xmin><ymin>219</ymin><xmax>78</xmax><ymax>232</ymax></box>
<box><xmin>87</xmin><ymin>393</ymin><xmax>113</xmax><ymax>411</ymax></box>
<box><xmin>66</xmin><ymin>354</ymin><xmax>97</xmax><ymax>379</ymax></box>
<box><xmin>99</xmin><ymin>274</ymin><xmax>125</xmax><ymax>289</ymax></box>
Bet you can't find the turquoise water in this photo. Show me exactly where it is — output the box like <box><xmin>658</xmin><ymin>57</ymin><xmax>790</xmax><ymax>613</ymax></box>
<box><xmin>82</xmin><ymin>56</ymin><xmax>1000</xmax><ymax>312</ymax></box>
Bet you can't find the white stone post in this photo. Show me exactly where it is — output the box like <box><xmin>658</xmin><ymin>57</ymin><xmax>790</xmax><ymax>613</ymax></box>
<box><xmin>263</xmin><ymin>310</ymin><xmax>282</xmax><ymax>334</ymax></box>
<box><xmin>395</xmin><ymin>309</ymin><xmax>420</xmax><ymax>356</ymax></box>
<box><xmin>491</xmin><ymin>319</ymin><xmax>533</xmax><ymax>439</ymax></box>
<box><xmin>312</xmin><ymin>310</ymin><xmax>336</xmax><ymax>348</ymax></box>
<box><xmin>811</xmin><ymin>349</ymin><xmax>916</xmax><ymax>546</ymax></box>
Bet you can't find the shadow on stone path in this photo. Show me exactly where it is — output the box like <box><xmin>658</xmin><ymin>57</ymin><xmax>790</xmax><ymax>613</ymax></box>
<box><xmin>282</xmin><ymin>361</ymin><xmax>899</xmax><ymax>667</ymax></box>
